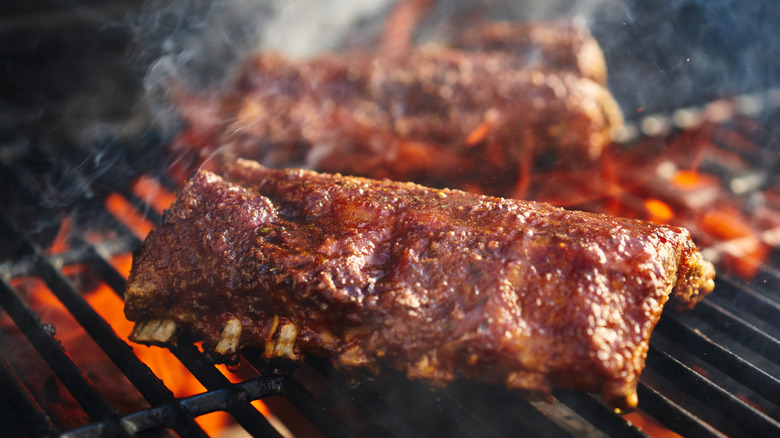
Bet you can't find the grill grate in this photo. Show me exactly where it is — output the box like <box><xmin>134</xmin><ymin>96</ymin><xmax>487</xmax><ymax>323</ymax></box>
<box><xmin>2</xmin><ymin>135</ymin><xmax>780</xmax><ymax>438</ymax></box>
<box><xmin>2</xmin><ymin>0</ymin><xmax>780</xmax><ymax>436</ymax></box>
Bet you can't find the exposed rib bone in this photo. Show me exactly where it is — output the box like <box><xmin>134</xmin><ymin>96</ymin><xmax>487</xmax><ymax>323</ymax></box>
<box><xmin>129</xmin><ymin>319</ymin><xmax>177</xmax><ymax>345</ymax></box>
<box><xmin>273</xmin><ymin>321</ymin><xmax>299</xmax><ymax>360</ymax></box>
<box><xmin>264</xmin><ymin>315</ymin><xmax>281</xmax><ymax>357</ymax></box>
<box><xmin>215</xmin><ymin>317</ymin><xmax>242</xmax><ymax>356</ymax></box>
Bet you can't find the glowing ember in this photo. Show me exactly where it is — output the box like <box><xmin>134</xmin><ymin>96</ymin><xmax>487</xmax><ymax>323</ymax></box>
<box><xmin>107</xmin><ymin>213</ymin><xmax>278</xmax><ymax>435</ymax></box>
<box><xmin>670</xmin><ymin>170</ymin><xmax>708</xmax><ymax>190</ymax></box>
<box><xmin>4</xmin><ymin>277</ymin><xmax>146</xmax><ymax>428</ymax></box>
<box><xmin>131</xmin><ymin>175</ymin><xmax>177</xmax><ymax>215</ymax></box>
<box><xmin>46</xmin><ymin>216</ymin><xmax>73</xmax><ymax>255</ymax></box>
<box><xmin>644</xmin><ymin>198</ymin><xmax>674</xmax><ymax>224</ymax></box>
<box><xmin>103</xmin><ymin>254</ymin><xmax>232</xmax><ymax>433</ymax></box>
<box><xmin>105</xmin><ymin>193</ymin><xmax>154</xmax><ymax>239</ymax></box>
<box><xmin>624</xmin><ymin>410</ymin><xmax>683</xmax><ymax>438</ymax></box>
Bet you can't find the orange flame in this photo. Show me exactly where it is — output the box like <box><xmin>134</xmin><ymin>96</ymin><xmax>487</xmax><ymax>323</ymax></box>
<box><xmin>105</xmin><ymin>193</ymin><xmax>154</xmax><ymax>239</ymax></box>
<box><xmin>11</xmin><ymin>271</ymin><xmax>234</xmax><ymax>434</ymax></box>
<box><xmin>46</xmin><ymin>216</ymin><xmax>73</xmax><ymax>255</ymax></box>
<box><xmin>700</xmin><ymin>206</ymin><xmax>770</xmax><ymax>279</ymax></box>
<box><xmin>644</xmin><ymin>198</ymin><xmax>674</xmax><ymax>224</ymax></box>
<box><xmin>106</xmin><ymin>190</ymin><xmax>276</xmax><ymax>435</ymax></box>
<box><xmin>131</xmin><ymin>175</ymin><xmax>176</xmax><ymax>215</ymax></box>
<box><xmin>670</xmin><ymin>169</ymin><xmax>711</xmax><ymax>190</ymax></box>
<box><xmin>106</xmin><ymin>254</ymin><xmax>229</xmax><ymax>434</ymax></box>
<box><xmin>624</xmin><ymin>410</ymin><xmax>683</xmax><ymax>438</ymax></box>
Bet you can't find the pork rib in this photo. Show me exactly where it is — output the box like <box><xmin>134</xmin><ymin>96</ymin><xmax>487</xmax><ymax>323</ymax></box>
<box><xmin>125</xmin><ymin>159</ymin><xmax>714</xmax><ymax>411</ymax></box>
<box><xmin>170</xmin><ymin>20</ymin><xmax>622</xmax><ymax>199</ymax></box>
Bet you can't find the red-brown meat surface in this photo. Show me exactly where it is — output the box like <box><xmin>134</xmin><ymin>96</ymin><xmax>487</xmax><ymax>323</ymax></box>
<box><xmin>170</xmin><ymin>20</ymin><xmax>622</xmax><ymax>198</ymax></box>
<box><xmin>125</xmin><ymin>159</ymin><xmax>714</xmax><ymax>411</ymax></box>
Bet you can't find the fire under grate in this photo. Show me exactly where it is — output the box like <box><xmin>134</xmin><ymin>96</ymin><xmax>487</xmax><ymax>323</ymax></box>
<box><xmin>3</xmin><ymin>0</ymin><xmax>780</xmax><ymax>436</ymax></box>
<box><xmin>1</xmin><ymin>108</ymin><xmax>780</xmax><ymax>438</ymax></box>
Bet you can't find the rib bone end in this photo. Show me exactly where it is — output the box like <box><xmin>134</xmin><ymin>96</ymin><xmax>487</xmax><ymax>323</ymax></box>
<box><xmin>215</xmin><ymin>317</ymin><xmax>242</xmax><ymax>356</ymax></box>
<box><xmin>129</xmin><ymin>319</ymin><xmax>178</xmax><ymax>346</ymax></box>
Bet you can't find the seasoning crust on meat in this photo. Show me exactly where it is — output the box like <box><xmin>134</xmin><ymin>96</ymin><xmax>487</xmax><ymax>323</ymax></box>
<box><xmin>170</xmin><ymin>20</ymin><xmax>622</xmax><ymax>198</ymax></box>
<box><xmin>124</xmin><ymin>159</ymin><xmax>714</xmax><ymax>411</ymax></box>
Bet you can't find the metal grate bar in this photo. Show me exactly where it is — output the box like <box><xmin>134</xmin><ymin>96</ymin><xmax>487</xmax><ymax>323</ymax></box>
<box><xmin>711</xmin><ymin>276</ymin><xmax>780</xmax><ymax>327</ymax></box>
<box><xmin>296</xmin><ymin>362</ymin><xmax>421</xmax><ymax>438</ymax></box>
<box><xmin>657</xmin><ymin>311</ymin><xmax>780</xmax><ymax>407</ymax></box>
<box><xmin>117</xmin><ymin>188</ymin><xmax>163</xmax><ymax>224</ymax></box>
<box><xmin>445</xmin><ymin>382</ymin><xmax>576</xmax><ymax>438</ymax></box>
<box><xmin>692</xmin><ymin>299</ymin><xmax>780</xmax><ymax>366</ymax></box>
<box><xmin>1</xmin><ymin>145</ymin><xmax>294</xmax><ymax>437</ymax></box>
<box><xmin>554</xmin><ymin>391</ymin><xmax>646</xmax><ymax>437</ymax></box>
<box><xmin>645</xmin><ymin>345</ymin><xmax>780</xmax><ymax>437</ymax></box>
<box><xmin>279</xmin><ymin>375</ymin><xmax>358</xmax><ymax>438</ymax></box>
<box><xmin>362</xmin><ymin>373</ymin><xmax>510</xmax><ymax>438</ymax></box>
<box><xmin>61</xmin><ymin>374</ymin><xmax>286</xmax><ymax>437</ymax></box>
<box><xmin>636</xmin><ymin>383</ymin><xmax>725</xmax><ymax>438</ymax></box>
<box><xmin>36</xmin><ymin>254</ymin><xmax>208</xmax><ymax>436</ymax></box>
<box><xmin>243</xmin><ymin>354</ymin><xmax>361</xmax><ymax>437</ymax></box>
<box><xmin>170</xmin><ymin>343</ymin><xmax>284</xmax><ymax>437</ymax></box>
<box><xmin>0</xmin><ymin>352</ymin><xmax>58</xmax><ymax>436</ymax></box>
<box><xmin>0</xmin><ymin>275</ymin><xmax>121</xmax><ymax>427</ymax></box>
<box><xmin>0</xmin><ymin>173</ymin><xmax>210</xmax><ymax>437</ymax></box>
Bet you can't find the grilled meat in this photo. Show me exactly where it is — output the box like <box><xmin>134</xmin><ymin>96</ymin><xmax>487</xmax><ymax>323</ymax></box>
<box><xmin>125</xmin><ymin>159</ymin><xmax>714</xmax><ymax>411</ymax></box>
<box><xmin>170</xmin><ymin>20</ymin><xmax>622</xmax><ymax>198</ymax></box>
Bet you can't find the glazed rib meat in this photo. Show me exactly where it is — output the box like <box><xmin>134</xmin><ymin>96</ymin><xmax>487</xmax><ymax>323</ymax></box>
<box><xmin>170</xmin><ymin>20</ymin><xmax>622</xmax><ymax>198</ymax></box>
<box><xmin>124</xmin><ymin>159</ymin><xmax>714</xmax><ymax>411</ymax></box>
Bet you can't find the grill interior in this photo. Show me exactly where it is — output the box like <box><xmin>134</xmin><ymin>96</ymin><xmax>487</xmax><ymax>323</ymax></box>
<box><xmin>3</xmin><ymin>1</ymin><xmax>780</xmax><ymax>437</ymax></box>
<box><xmin>2</xmin><ymin>135</ymin><xmax>780</xmax><ymax>437</ymax></box>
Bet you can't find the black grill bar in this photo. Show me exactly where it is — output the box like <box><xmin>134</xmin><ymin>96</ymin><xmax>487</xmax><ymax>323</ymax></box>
<box><xmin>296</xmin><ymin>363</ymin><xmax>423</xmax><ymax>437</ymax></box>
<box><xmin>0</xmin><ymin>157</ymin><xmax>285</xmax><ymax>436</ymax></box>
<box><xmin>709</xmin><ymin>275</ymin><xmax>780</xmax><ymax>331</ymax></box>
<box><xmin>636</xmin><ymin>384</ymin><xmax>725</xmax><ymax>438</ymax></box>
<box><xmin>0</xmin><ymin>352</ymin><xmax>58</xmax><ymax>437</ymax></box>
<box><xmin>0</xmin><ymin>276</ymin><xmax>123</xmax><ymax>426</ymax></box>
<box><xmin>2</xmin><ymin>139</ymin><xmax>780</xmax><ymax>436</ymax></box>
<box><xmin>360</xmin><ymin>372</ymin><xmax>513</xmax><ymax>438</ymax></box>
<box><xmin>243</xmin><ymin>354</ymin><xmax>356</xmax><ymax>437</ymax></box>
<box><xmin>692</xmin><ymin>300</ymin><xmax>780</xmax><ymax>366</ymax></box>
<box><xmin>443</xmin><ymin>384</ymin><xmax>574</xmax><ymax>438</ymax></box>
<box><xmin>169</xmin><ymin>343</ymin><xmax>283</xmax><ymax>437</ymax></box>
<box><xmin>554</xmin><ymin>391</ymin><xmax>646</xmax><ymax>437</ymax></box>
<box><xmin>61</xmin><ymin>374</ymin><xmax>286</xmax><ymax>437</ymax></box>
<box><xmin>282</xmin><ymin>375</ymin><xmax>358</xmax><ymax>437</ymax></box>
<box><xmin>656</xmin><ymin>312</ymin><xmax>780</xmax><ymax>407</ymax></box>
<box><xmin>645</xmin><ymin>345</ymin><xmax>780</xmax><ymax>438</ymax></box>
<box><xmin>0</xmin><ymin>217</ymin><xmax>209</xmax><ymax>438</ymax></box>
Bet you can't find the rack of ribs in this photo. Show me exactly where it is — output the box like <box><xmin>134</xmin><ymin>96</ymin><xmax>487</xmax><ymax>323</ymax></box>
<box><xmin>169</xmin><ymin>20</ymin><xmax>623</xmax><ymax>198</ymax></box>
<box><xmin>124</xmin><ymin>159</ymin><xmax>714</xmax><ymax>411</ymax></box>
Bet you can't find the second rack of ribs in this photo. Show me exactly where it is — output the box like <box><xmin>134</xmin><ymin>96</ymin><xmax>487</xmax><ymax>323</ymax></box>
<box><xmin>125</xmin><ymin>159</ymin><xmax>714</xmax><ymax>411</ymax></box>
